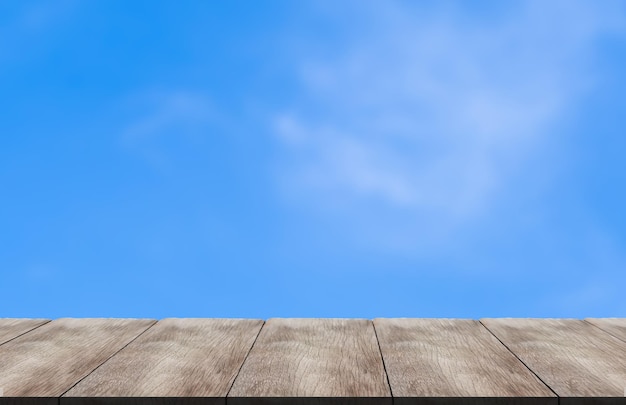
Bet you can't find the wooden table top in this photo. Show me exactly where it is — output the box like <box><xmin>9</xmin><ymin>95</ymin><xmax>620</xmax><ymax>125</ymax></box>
<box><xmin>1</xmin><ymin>318</ymin><xmax>625</xmax><ymax>404</ymax></box>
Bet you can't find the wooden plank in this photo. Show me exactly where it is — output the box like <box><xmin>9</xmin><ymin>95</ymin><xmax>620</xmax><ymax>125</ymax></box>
<box><xmin>585</xmin><ymin>318</ymin><xmax>626</xmax><ymax>344</ymax></box>
<box><xmin>0</xmin><ymin>319</ymin><xmax>49</xmax><ymax>345</ymax></box>
<box><xmin>62</xmin><ymin>318</ymin><xmax>264</xmax><ymax>397</ymax></box>
<box><xmin>228</xmin><ymin>318</ymin><xmax>391</xmax><ymax>397</ymax></box>
<box><xmin>481</xmin><ymin>318</ymin><xmax>626</xmax><ymax>397</ymax></box>
<box><xmin>373</xmin><ymin>318</ymin><xmax>556</xmax><ymax>398</ymax></box>
<box><xmin>0</xmin><ymin>318</ymin><xmax>155</xmax><ymax>396</ymax></box>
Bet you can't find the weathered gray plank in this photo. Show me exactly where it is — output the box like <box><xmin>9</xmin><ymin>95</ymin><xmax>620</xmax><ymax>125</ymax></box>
<box><xmin>374</xmin><ymin>318</ymin><xmax>556</xmax><ymax>398</ymax></box>
<box><xmin>228</xmin><ymin>318</ymin><xmax>391</xmax><ymax>397</ymax></box>
<box><xmin>585</xmin><ymin>318</ymin><xmax>626</xmax><ymax>344</ymax></box>
<box><xmin>63</xmin><ymin>318</ymin><xmax>263</xmax><ymax>397</ymax></box>
<box><xmin>481</xmin><ymin>318</ymin><xmax>626</xmax><ymax>397</ymax></box>
<box><xmin>0</xmin><ymin>318</ymin><xmax>49</xmax><ymax>345</ymax></box>
<box><xmin>0</xmin><ymin>318</ymin><xmax>155</xmax><ymax>396</ymax></box>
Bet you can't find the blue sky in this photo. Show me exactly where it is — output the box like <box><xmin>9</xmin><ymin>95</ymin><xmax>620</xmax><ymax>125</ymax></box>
<box><xmin>2</xmin><ymin>0</ymin><xmax>626</xmax><ymax>319</ymax></box>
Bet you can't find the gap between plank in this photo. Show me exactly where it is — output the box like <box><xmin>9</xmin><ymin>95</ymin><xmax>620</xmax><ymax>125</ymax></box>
<box><xmin>371</xmin><ymin>320</ymin><xmax>394</xmax><ymax>401</ymax></box>
<box><xmin>582</xmin><ymin>319</ymin><xmax>626</xmax><ymax>345</ymax></box>
<box><xmin>225</xmin><ymin>319</ymin><xmax>266</xmax><ymax>399</ymax></box>
<box><xmin>58</xmin><ymin>319</ymin><xmax>159</xmax><ymax>398</ymax></box>
<box><xmin>0</xmin><ymin>319</ymin><xmax>52</xmax><ymax>347</ymax></box>
<box><xmin>478</xmin><ymin>319</ymin><xmax>560</xmax><ymax>403</ymax></box>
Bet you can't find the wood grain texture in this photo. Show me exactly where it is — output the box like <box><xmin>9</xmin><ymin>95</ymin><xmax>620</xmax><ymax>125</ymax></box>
<box><xmin>228</xmin><ymin>318</ymin><xmax>391</xmax><ymax>397</ymax></box>
<box><xmin>481</xmin><ymin>318</ymin><xmax>626</xmax><ymax>397</ymax></box>
<box><xmin>0</xmin><ymin>318</ymin><xmax>155</xmax><ymax>396</ymax></box>
<box><xmin>374</xmin><ymin>318</ymin><xmax>555</xmax><ymax>397</ymax></box>
<box><xmin>0</xmin><ymin>319</ymin><xmax>49</xmax><ymax>345</ymax></box>
<box><xmin>585</xmin><ymin>318</ymin><xmax>626</xmax><ymax>344</ymax></box>
<box><xmin>63</xmin><ymin>318</ymin><xmax>264</xmax><ymax>397</ymax></box>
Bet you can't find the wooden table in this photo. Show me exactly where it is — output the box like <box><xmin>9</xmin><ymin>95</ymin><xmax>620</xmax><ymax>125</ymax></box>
<box><xmin>1</xmin><ymin>318</ymin><xmax>625</xmax><ymax>405</ymax></box>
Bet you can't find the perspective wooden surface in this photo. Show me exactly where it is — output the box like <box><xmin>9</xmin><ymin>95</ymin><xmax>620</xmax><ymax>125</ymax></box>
<box><xmin>228</xmin><ymin>318</ymin><xmax>390</xmax><ymax>397</ymax></box>
<box><xmin>481</xmin><ymin>318</ymin><xmax>626</xmax><ymax>397</ymax></box>
<box><xmin>0</xmin><ymin>318</ymin><xmax>625</xmax><ymax>401</ymax></box>
<box><xmin>64</xmin><ymin>319</ymin><xmax>263</xmax><ymax>397</ymax></box>
<box><xmin>374</xmin><ymin>318</ymin><xmax>554</xmax><ymax>397</ymax></box>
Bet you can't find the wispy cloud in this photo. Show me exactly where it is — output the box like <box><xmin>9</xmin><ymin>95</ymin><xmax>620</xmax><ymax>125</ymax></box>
<box><xmin>120</xmin><ymin>90</ymin><xmax>215</xmax><ymax>170</ymax></box>
<box><xmin>542</xmin><ymin>281</ymin><xmax>622</xmax><ymax>315</ymax></box>
<box><xmin>271</xmin><ymin>0</ymin><xmax>625</xmax><ymax>248</ymax></box>
<box><xmin>0</xmin><ymin>1</ymin><xmax>77</xmax><ymax>64</ymax></box>
<box><xmin>23</xmin><ymin>263</ymin><xmax>57</xmax><ymax>284</ymax></box>
<box><xmin>122</xmin><ymin>91</ymin><xmax>213</xmax><ymax>142</ymax></box>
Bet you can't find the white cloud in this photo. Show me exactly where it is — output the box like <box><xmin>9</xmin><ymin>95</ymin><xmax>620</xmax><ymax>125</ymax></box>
<box><xmin>120</xmin><ymin>90</ymin><xmax>215</xmax><ymax>170</ymax></box>
<box><xmin>272</xmin><ymin>0</ymin><xmax>625</xmax><ymax>235</ymax></box>
<box><xmin>542</xmin><ymin>281</ymin><xmax>621</xmax><ymax>314</ymax></box>
<box><xmin>0</xmin><ymin>1</ymin><xmax>77</xmax><ymax>64</ymax></box>
<box><xmin>122</xmin><ymin>91</ymin><xmax>214</xmax><ymax>144</ymax></box>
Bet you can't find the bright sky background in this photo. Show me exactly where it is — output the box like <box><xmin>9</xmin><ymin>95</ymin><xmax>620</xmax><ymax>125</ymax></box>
<box><xmin>2</xmin><ymin>0</ymin><xmax>626</xmax><ymax>319</ymax></box>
